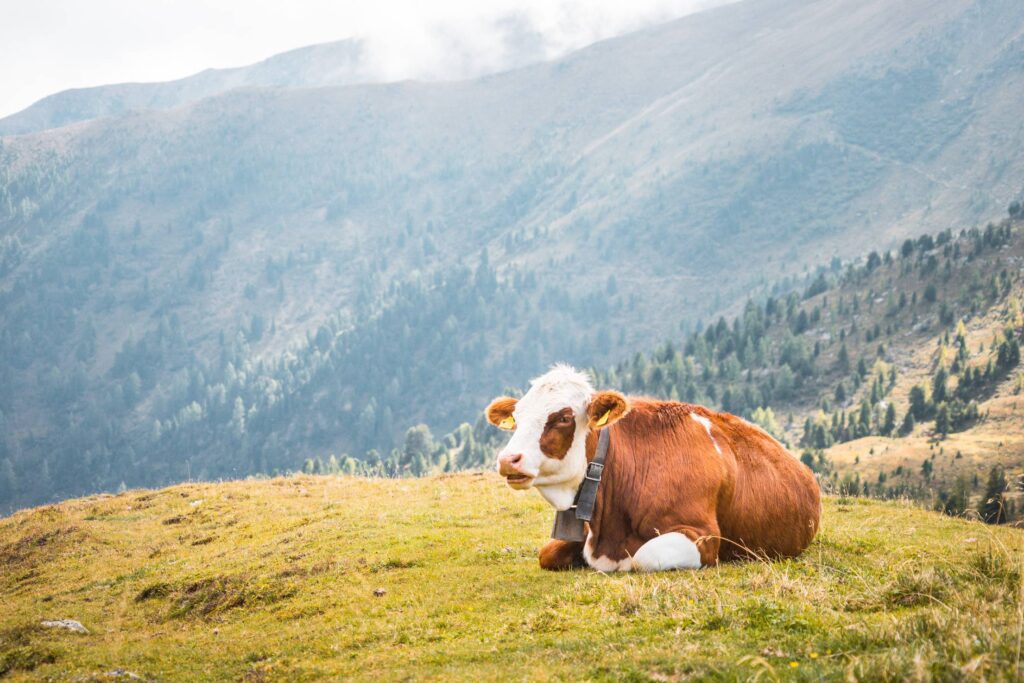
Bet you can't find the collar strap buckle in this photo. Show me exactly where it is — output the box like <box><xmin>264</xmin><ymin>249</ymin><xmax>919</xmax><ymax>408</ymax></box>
<box><xmin>568</xmin><ymin>428</ymin><xmax>610</xmax><ymax>525</ymax></box>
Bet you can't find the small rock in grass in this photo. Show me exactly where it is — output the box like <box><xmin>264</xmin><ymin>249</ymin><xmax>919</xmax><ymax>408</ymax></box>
<box><xmin>41</xmin><ymin>619</ymin><xmax>88</xmax><ymax>634</ymax></box>
<box><xmin>106</xmin><ymin>669</ymin><xmax>142</xmax><ymax>680</ymax></box>
<box><xmin>373</xmin><ymin>588</ymin><xmax>386</xmax><ymax>597</ymax></box>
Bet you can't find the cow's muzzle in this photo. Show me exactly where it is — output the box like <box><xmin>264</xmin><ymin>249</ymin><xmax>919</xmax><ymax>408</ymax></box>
<box><xmin>497</xmin><ymin>452</ymin><xmax>535</xmax><ymax>489</ymax></box>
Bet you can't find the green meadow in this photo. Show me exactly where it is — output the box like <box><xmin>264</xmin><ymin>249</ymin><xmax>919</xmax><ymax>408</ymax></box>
<box><xmin>2</xmin><ymin>473</ymin><xmax>1022</xmax><ymax>681</ymax></box>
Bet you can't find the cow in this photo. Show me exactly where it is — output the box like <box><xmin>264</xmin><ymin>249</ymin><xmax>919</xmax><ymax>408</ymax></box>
<box><xmin>485</xmin><ymin>364</ymin><xmax>820</xmax><ymax>571</ymax></box>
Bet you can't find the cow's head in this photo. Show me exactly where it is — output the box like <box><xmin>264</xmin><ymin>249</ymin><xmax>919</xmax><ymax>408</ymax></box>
<box><xmin>485</xmin><ymin>364</ymin><xmax>629</xmax><ymax>510</ymax></box>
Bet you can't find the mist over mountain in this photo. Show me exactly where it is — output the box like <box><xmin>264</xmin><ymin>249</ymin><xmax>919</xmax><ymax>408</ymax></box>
<box><xmin>0</xmin><ymin>0</ymin><xmax>736</xmax><ymax>136</ymax></box>
<box><xmin>1</xmin><ymin>0</ymin><xmax>1022</xmax><ymax>511</ymax></box>
<box><xmin>0</xmin><ymin>39</ymin><xmax>371</xmax><ymax>136</ymax></box>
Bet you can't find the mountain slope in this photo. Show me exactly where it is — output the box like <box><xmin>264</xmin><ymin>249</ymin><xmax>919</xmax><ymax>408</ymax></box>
<box><xmin>1</xmin><ymin>0</ymin><xmax>1023</xmax><ymax>510</ymax></box>
<box><xmin>2</xmin><ymin>475</ymin><xmax>1022</xmax><ymax>680</ymax></box>
<box><xmin>587</xmin><ymin>214</ymin><xmax>1023</xmax><ymax>518</ymax></box>
<box><xmin>0</xmin><ymin>39</ymin><xmax>370</xmax><ymax>136</ymax></box>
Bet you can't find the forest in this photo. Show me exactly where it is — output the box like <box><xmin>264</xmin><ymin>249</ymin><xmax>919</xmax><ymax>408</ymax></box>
<box><xmin>0</xmin><ymin>206</ymin><xmax>1021</xmax><ymax>517</ymax></box>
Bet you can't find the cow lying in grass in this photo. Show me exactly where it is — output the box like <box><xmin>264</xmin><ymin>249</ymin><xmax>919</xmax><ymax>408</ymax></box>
<box><xmin>486</xmin><ymin>364</ymin><xmax>820</xmax><ymax>571</ymax></box>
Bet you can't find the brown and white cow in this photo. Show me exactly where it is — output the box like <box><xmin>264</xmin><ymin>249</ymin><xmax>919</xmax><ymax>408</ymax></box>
<box><xmin>485</xmin><ymin>364</ymin><xmax>820</xmax><ymax>571</ymax></box>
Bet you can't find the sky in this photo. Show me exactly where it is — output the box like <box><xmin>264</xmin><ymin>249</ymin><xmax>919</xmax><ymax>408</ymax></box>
<box><xmin>0</xmin><ymin>0</ymin><xmax>732</xmax><ymax>118</ymax></box>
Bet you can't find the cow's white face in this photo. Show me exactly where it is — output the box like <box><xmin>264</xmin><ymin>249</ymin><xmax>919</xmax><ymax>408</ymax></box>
<box><xmin>486</xmin><ymin>364</ymin><xmax>629</xmax><ymax>510</ymax></box>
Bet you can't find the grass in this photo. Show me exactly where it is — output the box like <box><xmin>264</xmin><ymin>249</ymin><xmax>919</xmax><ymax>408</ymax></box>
<box><xmin>1</xmin><ymin>473</ymin><xmax>1022</xmax><ymax>681</ymax></box>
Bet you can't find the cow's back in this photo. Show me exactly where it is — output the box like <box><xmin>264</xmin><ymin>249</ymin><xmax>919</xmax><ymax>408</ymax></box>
<box><xmin>707</xmin><ymin>410</ymin><xmax>821</xmax><ymax>560</ymax></box>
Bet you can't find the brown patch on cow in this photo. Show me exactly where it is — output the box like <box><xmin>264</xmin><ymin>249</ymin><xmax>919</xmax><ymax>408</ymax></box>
<box><xmin>586</xmin><ymin>390</ymin><xmax>630</xmax><ymax>429</ymax></box>
<box><xmin>539</xmin><ymin>408</ymin><xmax>576</xmax><ymax>459</ymax></box>
<box><xmin>538</xmin><ymin>539</ymin><xmax>586</xmax><ymax>571</ymax></box>
<box><xmin>581</xmin><ymin>398</ymin><xmax>820</xmax><ymax>569</ymax></box>
<box><xmin>485</xmin><ymin>396</ymin><xmax>518</xmax><ymax>429</ymax></box>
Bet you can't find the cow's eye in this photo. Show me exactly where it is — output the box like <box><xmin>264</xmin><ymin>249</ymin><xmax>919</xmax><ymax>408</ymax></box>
<box><xmin>558</xmin><ymin>414</ymin><xmax>574</xmax><ymax>425</ymax></box>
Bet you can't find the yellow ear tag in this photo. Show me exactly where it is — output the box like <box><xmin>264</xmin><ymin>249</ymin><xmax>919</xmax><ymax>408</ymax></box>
<box><xmin>499</xmin><ymin>416</ymin><xmax>516</xmax><ymax>430</ymax></box>
<box><xmin>595</xmin><ymin>410</ymin><xmax>611</xmax><ymax>427</ymax></box>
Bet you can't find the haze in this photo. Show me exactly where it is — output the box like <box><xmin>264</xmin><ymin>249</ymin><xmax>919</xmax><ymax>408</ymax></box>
<box><xmin>0</xmin><ymin>0</ymin><xmax>732</xmax><ymax>118</ymax></box>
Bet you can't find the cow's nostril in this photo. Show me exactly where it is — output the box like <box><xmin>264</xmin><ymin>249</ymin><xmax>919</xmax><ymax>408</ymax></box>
<box><xmin>498</xmin><ymin>452</ymin><xmax>525</xmax><ymax>475</ymax></box>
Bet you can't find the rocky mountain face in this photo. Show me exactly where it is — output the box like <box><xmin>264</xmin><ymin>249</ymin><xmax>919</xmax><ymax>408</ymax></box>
<box><xmin>0</xmin><ymin>0</ymin><xmax>1022</xmax><ymax>511</ymax></box>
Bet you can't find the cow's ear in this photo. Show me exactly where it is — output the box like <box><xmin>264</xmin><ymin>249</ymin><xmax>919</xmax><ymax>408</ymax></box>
<box><xmin>486</xmin><ymin>396</ymin><xmax>518</xmax><ymax>430</ymax></box>
<box><xmin>587</xmin><ymin>390</ymin><xmax>630</xmax><ymax>430</ymax></box>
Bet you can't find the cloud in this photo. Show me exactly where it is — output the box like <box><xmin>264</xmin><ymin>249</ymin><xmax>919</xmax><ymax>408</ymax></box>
<box><xmin>0</xmin><ymin>0</ymin><xmax>734</xmax><ymax>118</ymax></box>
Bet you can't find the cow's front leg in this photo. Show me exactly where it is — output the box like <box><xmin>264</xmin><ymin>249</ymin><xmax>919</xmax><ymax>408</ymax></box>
<box><xmin>538</xmin><ymin>539</ymin><xmax>586</xmax><ymax>570</ymax></box>
<box><xmin>632</xmin><ymin>525</ymin><xmax>719</xmax><ymax>571</ymax></box>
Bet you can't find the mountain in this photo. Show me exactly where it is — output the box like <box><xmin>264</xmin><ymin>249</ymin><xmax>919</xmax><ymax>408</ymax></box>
<box><xmin>2</xmin><ymin>473</ymin><xmax>1022</xmax><ymax>680</ymax></box>
<box><xmin>0</xmin><ymin>39</ymin><xmax>371</xmax><ymax>136</ymax></box>
<box><xmin>1</xmin><ymin>0</ymin><xmax>1024</xmax><ymax>511</ymax></box>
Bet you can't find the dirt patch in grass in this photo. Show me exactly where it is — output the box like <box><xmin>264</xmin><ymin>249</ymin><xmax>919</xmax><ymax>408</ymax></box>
<box><xmin>275</xmin><ymin>559</ymin><xmax>339</xmax><ymax>579</ymax></box>
<box><xmin>0</xmin><ymin>625</ymin><xmax>60</xmax><ymax>675</ymax></box>
<box><xmin>370</xmin><ymin>558</ymin><xmax>421</xmax><ymax>573</ymax></box>
<box><xmin>134</xmin><ymin>582</ymin><xmax>173</xmax><ymax>602</ymax></box>
<box><xmin>0</xmin><ymin>525</ymin><xmax>87</xmax><ymax>569</ymax></box>
<box><xmin>136</xmin><ymin>575</ymin><xmax>297</xmax><ymax>620</ymax></box>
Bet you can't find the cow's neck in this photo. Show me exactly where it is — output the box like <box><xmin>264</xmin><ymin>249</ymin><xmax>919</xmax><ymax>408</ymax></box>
<box><xmin>536</xmin><ymin>482</ymin><xmax>579</xmax><ymax>510</ymax></box>
<box><xmin>583</xmin><ymin>428</ymin><xmax>614</xmax><ymax>541</ymax></box>
<box><xmin>584</xmin><ymin>429</ymin><xmax>598</xmax><ymax>516</ymax></box>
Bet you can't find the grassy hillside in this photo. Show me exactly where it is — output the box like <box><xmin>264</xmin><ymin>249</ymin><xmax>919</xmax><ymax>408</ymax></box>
<box><xmin>2</xmin><ymin>474</ymin><xmax>1022</xmax><ymax>681</ymax></box>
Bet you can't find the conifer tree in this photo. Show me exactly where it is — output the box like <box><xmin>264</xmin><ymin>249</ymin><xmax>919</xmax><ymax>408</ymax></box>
<box><xmin>934</xmin><ymin>402</ymin><xmax>951</xmax><ymax>436</ymax></box>
<box><xmin>900</xmin><ymin>411</ymin><xmax>915</xmax><ymax>436</ymax></box>
<box><xmin>932</xmin><ymin>367</ymin><xmax>948</xmax><ymax>404</ymax></box>
<box><xmin>836</xmin><ymin>344</ymin><xmax>850</xmax><ymax>373</ymax></box>
<box><xmin>883</xmin><ymin>403</ymin><xmax>897</xmax><ymax>436</ymax></box>
<box><xmin>981</xmin><ymin>466</ymin><xmax>1007</xmax><ymax>524</ymax></box>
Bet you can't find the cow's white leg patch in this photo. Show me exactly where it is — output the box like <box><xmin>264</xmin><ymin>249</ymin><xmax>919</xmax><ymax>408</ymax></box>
<box><xmin>632</xmin><ymin>532</ymin><xmax>702</xmax><ymax>572</ymax></box>
<box><xmin>691</xmin><ymin>413</ymin><xmax>721</xmax><ymax>454</ymax></box>
<box><xmin>583</xmin><ymin>531</ymin><xmax>633</xmax><ymax>572</ymax></box>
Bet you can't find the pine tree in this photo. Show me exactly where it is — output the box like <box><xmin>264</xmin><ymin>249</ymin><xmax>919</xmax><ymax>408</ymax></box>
<box><xmin>882</xmin><ymin>403</ymin><xmax>897</xmax><ymax>436</ymax></box>
<box><xmin>900</xmin><ymin>411</ymin><xmax>915</xmax><ymax>436</ymax></box>
<box><xmin>909</xmin><ymin>385</ymin><xmax>930</xmax><ymax>420</ymax></box>
<box><xmin>981</xmin><ymin>466</ymin><xmax>1008</xmax><ymax>524</ymax></box>
<box><xmin>997</xmin><ymin>334</ymin><xmax>1020</xmax><ymax>370</ymax></box>
<box><xmin>231</xmin><ymin>397</ymin><xmax>246</xmax><ymax>438</ymax></box>
<box><xmin>402</xmin><ymin>425</ymin><xmax>435</xmax><ymax>469</ymax></box>
<box><xmin>932</xmin><ymin>367</ymin><xmax>948</xmax><ymax>404</ymax></box>
<box><xmin>858</xmin><ymin>400</ymin><xmax>872</xmax><ymax>434</ymax></box>
<box><xmin>934</xmin><ymin>402</ymin><xmax>951</xmax><ymax>436</ymax></box>
<box><xmin>947</xmin><ymin>476</ymin><xmax>970</xmax><ymax>517</ymax></box>
<box><xmin>836</xmin><ymin>344</ymin><xmax>850</xmax><ymax>373</ymax></box>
